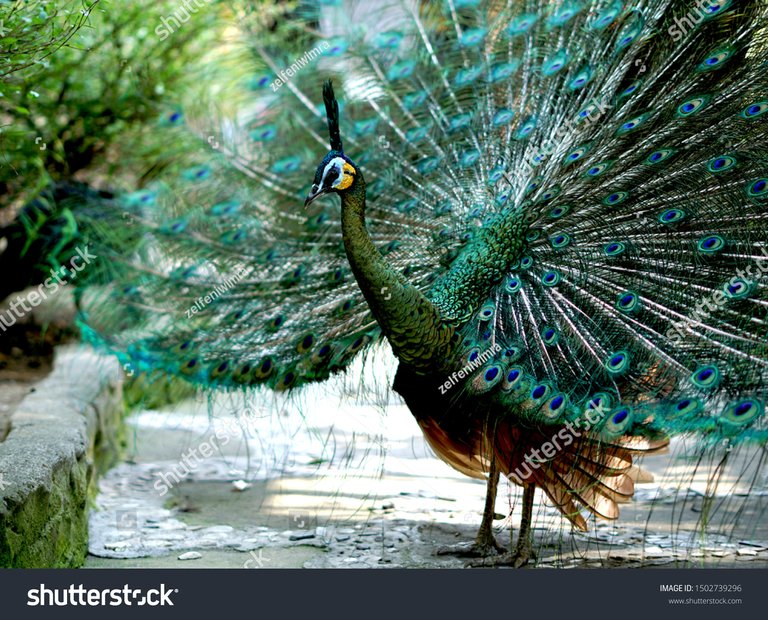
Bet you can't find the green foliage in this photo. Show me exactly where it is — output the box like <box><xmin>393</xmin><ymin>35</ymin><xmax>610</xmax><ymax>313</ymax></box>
<box><xmin>0</xmin><ymin>0</ymin><xmax>224</xmax><ymax>212</ymax></box>
<box><xmin>0</xmin><ymin>0</ymin><xmax>97</xmax><ymax>79</ymax></box>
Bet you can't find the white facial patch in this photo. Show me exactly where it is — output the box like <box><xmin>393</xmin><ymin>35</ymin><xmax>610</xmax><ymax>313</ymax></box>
<box><xmin>321</xmin><ymin>156</ymin><xmax>348</xmax><ymax>189</ymax></box>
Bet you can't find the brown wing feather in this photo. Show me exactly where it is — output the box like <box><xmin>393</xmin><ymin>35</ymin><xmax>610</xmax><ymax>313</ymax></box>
<box><xmin>415</xmin><ymin>411</ymin><xmax>669</xmax><ymax>530</ymax></box>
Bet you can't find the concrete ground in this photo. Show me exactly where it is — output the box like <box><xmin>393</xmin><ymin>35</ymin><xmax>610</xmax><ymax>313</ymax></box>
<box><xmin>85</xmin><ymin>360</ymin><xmax>768</xmax><ymax>569</ymax></box>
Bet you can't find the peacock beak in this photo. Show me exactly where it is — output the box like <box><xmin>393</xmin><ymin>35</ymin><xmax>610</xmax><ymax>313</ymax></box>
<box><xmin>304</xmin><ymin>184</ymin><xmax>329</xmax><ymax>208</ymax></box>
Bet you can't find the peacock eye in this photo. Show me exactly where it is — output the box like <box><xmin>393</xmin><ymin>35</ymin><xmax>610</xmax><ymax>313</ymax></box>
<box><xmin>324</xmin><ymin>166</ymin><xmax>340</xmax><ymax>186</ymax></box>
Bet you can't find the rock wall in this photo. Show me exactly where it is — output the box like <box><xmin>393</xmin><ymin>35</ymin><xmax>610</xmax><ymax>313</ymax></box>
<box><xmin>0</xmin><ymin>346</ymin><xmax>124</xmax><ymax>567</ymax></box>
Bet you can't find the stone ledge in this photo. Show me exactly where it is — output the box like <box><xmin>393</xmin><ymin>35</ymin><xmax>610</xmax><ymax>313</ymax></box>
<box><xmin>0</xmin><ymin>345</ymin><xmax>124</xmax><ymax>567</ymax></box>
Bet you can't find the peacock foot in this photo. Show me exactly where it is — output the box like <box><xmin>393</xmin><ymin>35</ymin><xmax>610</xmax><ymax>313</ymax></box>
<box><xmin>465</xmin><ymin>540</ymin><xmax>536</xmax><ymax>568</ymax></box>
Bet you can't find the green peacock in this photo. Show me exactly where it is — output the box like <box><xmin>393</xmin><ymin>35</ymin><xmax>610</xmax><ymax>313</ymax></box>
<box><xmin>78</xmin><ymin>0</ymin><xmax>768</xmax><ymax>566</ymax></box>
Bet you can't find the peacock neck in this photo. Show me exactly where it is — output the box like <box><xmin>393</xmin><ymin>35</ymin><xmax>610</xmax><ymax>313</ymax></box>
<box><xmin>340</xmin><ymin>173</ymin><xmax>454</xmax><ymax>373</ymax></box>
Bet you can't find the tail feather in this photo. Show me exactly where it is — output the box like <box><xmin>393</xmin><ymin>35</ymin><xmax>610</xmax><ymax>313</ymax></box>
<box><xmin>488</xmin><ymin>413</ymin><xmax>669</xmax><ymax>527</ymax></box>
<box><xmin>417</xmin><ymin>417</ymin><xmax>488</xmax><ymax>480</ymax></box>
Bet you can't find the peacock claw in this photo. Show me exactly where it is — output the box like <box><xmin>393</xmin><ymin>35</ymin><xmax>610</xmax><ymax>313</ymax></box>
<box><xmin>465</xmin><ymin>545</ymin><xmax>536</xmax><ymax>568</ymax></box>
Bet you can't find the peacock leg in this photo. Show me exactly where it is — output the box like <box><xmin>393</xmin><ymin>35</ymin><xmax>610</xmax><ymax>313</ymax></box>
<box><xmin>509</xmin><ymin>483</ymin><xmax>536</xmax><ymax>566</ymax></box>
<box><xmin>437</xmin><ymin>460</ymin><xmax>504</xmax><ymax>558</ymax></box>
<box><xmin>467</xmin><ymin>483</ymin><xmax>537</xmax><ymax>568</ymax></box>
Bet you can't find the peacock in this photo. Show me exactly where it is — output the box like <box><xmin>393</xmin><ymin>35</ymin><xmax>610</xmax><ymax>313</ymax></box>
<box><xmin>79</xmin><ymin>0</ymin><xmax>768</xmax><ymax>567</ymax></box>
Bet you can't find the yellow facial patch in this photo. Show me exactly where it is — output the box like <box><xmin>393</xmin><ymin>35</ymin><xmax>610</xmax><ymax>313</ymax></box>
<box><xmin>334</xmin><ymin>162</ymin><xmax>356</xmax><ymax>190</ymax></box>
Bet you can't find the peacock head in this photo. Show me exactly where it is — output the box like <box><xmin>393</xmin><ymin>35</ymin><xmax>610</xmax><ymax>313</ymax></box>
<box><xmin>304</xmin><ymin>79</ymin><xmax>360</xmax><ymax>208</ymax></box>
<box><xmin>304</xmin><ymin>150</ymin><xmax>358</xmax><ymax>208</ymax></box>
